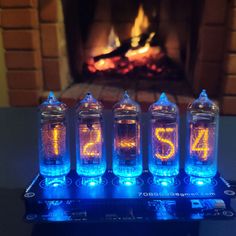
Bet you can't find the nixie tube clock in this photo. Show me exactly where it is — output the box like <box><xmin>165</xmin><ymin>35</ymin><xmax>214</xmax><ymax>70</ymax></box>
<box><xmin>148</xmin><ymin>93</ymin><xmax>179</xmax><ymax>186</ymax></box>
<box><xmin>75</xmin><ymin>93</ymin><xmax>106</xmax><ymax>186</ymax></box>
<box><xmin>38</xmin><ymin>92</ymin><xmax>70</xmax><ymax>187</ymax></box>
<box><xmin>113</xmin><ymin>91</ymin><xmax>142</xmax><ymax>186</ymax></box>
<box><xmin>185</xmin><ymin>90</ymin><xmax>219</xmax><ymax>185</ymax></box>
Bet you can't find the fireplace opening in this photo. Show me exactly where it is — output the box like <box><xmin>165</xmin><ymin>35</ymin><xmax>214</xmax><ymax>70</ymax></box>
<box><xmin>61</xmin><ymin>0</ymin><xmax>219</xmax><ymax>111</ymax></box>
<box><xmin>83</xmin><ymin>4</ymin><xmax>185</xmax><ymax>82</ymax></box>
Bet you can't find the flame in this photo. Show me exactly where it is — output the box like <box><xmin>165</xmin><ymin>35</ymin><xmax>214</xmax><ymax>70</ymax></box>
<box><xmin>88</xmin><ymin>27</ymin><xmax>120</xmax><ymax>71</ymax></box>
<box><xmin>108</xmin><ymin>27</ymin><xmax>120</xmax><ymax>48</ymax></box>
<box><xmin>131</xmin><ymin>5</ymin><xmax>149</xmax><ymax>48</ymax></box>
<box><xmin>93</xmin><ymin>58</ymin><xmax>116</xmax><ymax>71</ymax></box>
<box><xmin>127</xmin><ymin>5</ymin><xmax>155</xmax><ymax>60</ymax></box>
<box><xmin>125</xmin><ymin>32</ymin><xmax>156</xmax><ymax>60</ymax></box>
<box><xmin>104</xmin><ymin>27</ymin><xmax>120</xmax><ymax>53</ymax></box>
<box><xmin>86</xmin><ymin>5</ymin><xmax>163</xmax><ymax>75</ymax></box>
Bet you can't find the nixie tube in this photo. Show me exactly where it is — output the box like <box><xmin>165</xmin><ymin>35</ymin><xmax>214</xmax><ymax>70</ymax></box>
<box><xmin>185</xmin><ymin>90</ymin><xmax>219</xmax><ymax>185</ymax></box>
<box><xmin>38</xmin><ymin>92</ymin><xmax>70</xmax><ymax>186</ymax></box>
<box><xmin>149</xmin><ymin>93</ymin><xmax>179</xmax><ymax>186</ymax></box>
<box><xmin>113</xmin><ymin>91</ymin><xmax>142</xmax><ymax>186</ymax></box>
<box><xmin>75</xmin><ymin>93</ymin><xmax>106</xmax><ymax>186</ymax></box>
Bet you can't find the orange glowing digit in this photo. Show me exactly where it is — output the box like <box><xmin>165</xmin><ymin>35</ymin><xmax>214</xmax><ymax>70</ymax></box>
<box><xmin>42</xmin><ymin>124</ymin><xmax>66</xmax><ymax>157</ymax></box>
<box><xmin>53</xmin><ymin>126</ymin><xmax>59</xmax><ymax>155</ymax></box>
<box><xmin>82</xmin><ymin>126</ymin><xmax>101</xmax><ymax>157</ymax></box>
<box><xmin>155</xmin><ymin>128</ymin><xmax>175</xmax><ymax>160</ymax></box>
<box><xmin>191</xmin><ymin>128</ymin><xmax>209</xmax><ymax>160</ymax></box>
<box><xmin>118</xmin><ymin>139</ymin><xmax>136</xmax><ymax>149</ymax></box>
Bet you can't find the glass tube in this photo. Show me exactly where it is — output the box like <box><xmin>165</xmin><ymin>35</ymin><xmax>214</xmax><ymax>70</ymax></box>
<box><xmin>113</xmin><ymin>91</ymin><xmax>142</xmax><ymax>185</ymax></box>
<box><xmin>75</xmin><ymin>92</ymin><xmax>106</xmax><ymax>186</ymax></box>
<box><xmin>149</xmin><ymin>93</ymin><xmax>179</xmax><ymax>186</ymax></box>
<box><xmin>185</xmin><ymin>90</ymin><xmax>219</xmax><ymax>185</ymax></box>
<box><xmin>38</xmin><ymin>92</ymin><xmax>70</xmax><ymax>186</ymax></box>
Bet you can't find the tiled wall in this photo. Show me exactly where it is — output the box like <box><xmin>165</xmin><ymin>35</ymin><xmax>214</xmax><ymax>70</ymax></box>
<box><xmin>0</xmin><ymin>0</ymin><xmax>71</xmax><ymax>106</ymax></box>
<box><xmin>221</xmin><ymin>0</ymin><xmax>236</xmax><ymax>115</ymax></box>
<box><xmin>191</xmin><ymin>0</ymin><xmax>228</xmax><ymax>97</ymax></box>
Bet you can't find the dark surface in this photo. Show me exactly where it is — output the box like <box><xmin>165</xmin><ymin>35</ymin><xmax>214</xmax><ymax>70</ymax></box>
<box><xmin>0</xmin><ymin>108</ymin><xmax>236</xmax><ymax>235</ymax></box>
<box><xmin>24</xmin><ymin>170</ymin><xmax>235</xmax><ymax>223</ymax></box>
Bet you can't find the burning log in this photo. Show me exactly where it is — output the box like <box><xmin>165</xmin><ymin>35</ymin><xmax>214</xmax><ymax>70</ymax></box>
<box><xmin>85</xmin><ymin>33</ymin><xmax>163</xmax><ymax>72</ymax></box>
<box><xmin>84</xmin><ymin>32</ymin><xmax>182</xmax><ymax>81</ymax></box>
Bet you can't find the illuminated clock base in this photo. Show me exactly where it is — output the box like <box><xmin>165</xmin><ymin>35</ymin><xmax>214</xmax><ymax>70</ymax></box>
<box><xmin>190</xmin><ymin>176</ymin><xmax>212</xmax><ymax>186</ymax></box>
<box><xmin>153</xmin><ymin>176</ymin><xmax>175</xmax><ymax>186</ymax></box>
<box><xmin>45</xmin><ymin>176</ymin><xmax>66</xmax><ymax>187</ymax></box>
<box><xmin>119</xmin><ymin>177</ymin><xmax>136</xmax><ymax>186</ymax></box>
<box><xmin>81</xmin><ymin>176</ymin><xmax>102</xmax><ymax>186</ymax></box>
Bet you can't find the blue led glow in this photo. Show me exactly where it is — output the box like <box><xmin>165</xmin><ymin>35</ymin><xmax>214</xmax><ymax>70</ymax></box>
<box><xmin>185</xmin><ymin>165</ymin><xmax>217</xmax><ymax>179</ymax></box>
<box><xmin>149</xmin><ymin>164</ymin><xmax>179</xmax><ymax>178</ymax></box>
<box><xmin>77</xmin><ymin>164</ymin><xmax>106</xmax><ymax>178</ymax></box>
<box><xmin>48</xmin><ymin>206</ymin><xmax>70</xmax><ymax>222</ymax></box>
<box><xmin>81</xmin><ymin>176</ymin><xmax>102</xmax><ymax>186</ymax></box>
<box><xmin>158</xmin><ymin>92</ymin><xmax>170</xmax><ymax>104</ymax></box>
<box><xmin>89</xmin><ymin>181</ymin><xmax>96</xmax><ymax>186</ymax></box>
<box><xmin>196</xmin><ymin>180</ymin><xmax>204</xmax><ymax>186</ymax></box>
<box><xmin>45</xmin><ymin>176</ymin><xmax>66</xmax><ymax>187</ymax></box>
<box><xmin>113</xmin><ymin>165</ymin><xmax>142</xmax><ymax>184</ymax></box>
<box><xmin>161</xmin><ymin>181</ymin><xmax>168</xmax><ymax>187</ymax></box>
<box><xmin>190</xmin><ymin>176</ymin><xmax>212</xmax><ymax>186</ymax></box>
<box><xmin>119</xmin><ymin>177</ymin><xmax>136</xmax><ymax>186</ymax></box>
<box><xmin>40</xmin><ymin>162</ymin><xmax>70</xmax><ymax>179</ymax></box>
<box><xmin>153</xmin><ymin>176</ymin><xmax>175</xmax><ymax>186</ymax></box>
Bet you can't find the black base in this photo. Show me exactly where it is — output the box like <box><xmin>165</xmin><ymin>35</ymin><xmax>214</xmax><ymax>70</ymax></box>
<box><xmin>24</xmin><ymin>170</ymin><xmax>236</xmax><ymax>222</ymax></box>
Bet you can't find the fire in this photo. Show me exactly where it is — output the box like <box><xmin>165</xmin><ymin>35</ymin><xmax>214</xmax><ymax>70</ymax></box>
<box><xmin>106</xmin><ymin>27</ymin><xmax>120</xmax><ymax>53</ymax></box>
<box><xmin>126</xmin><ymin>32</ymin><xmax>157</xmax><ymax>61</ymax></box>
<box><xmin>93</xmin><ymin>58</ymin><xmax>116</xmax><ymax>71</ymax></box>
<box><xmin>86</xmin><ymin>4</ymin><xmax>164</xmax><ymax>76</ymax></box>
<box><xmin>90</xmin><ymin>27</ymin><xmax>120</xmax><ymax>71</ymax></box>
<box><xmin>126</xmin><ymin>5</ymin><xmax>156</xmax><ymax>63</ymax></box>
<box><xmin>131</xmin><ymin>5</ymin><xmax>149</xmax><ymax>48</ymax></box>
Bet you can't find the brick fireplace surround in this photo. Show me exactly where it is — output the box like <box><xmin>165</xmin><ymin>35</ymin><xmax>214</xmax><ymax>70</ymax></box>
<box><xmin>0</xmin><ymin>0</ymin><xmax>236</xmax><ymax>114</ymax></box>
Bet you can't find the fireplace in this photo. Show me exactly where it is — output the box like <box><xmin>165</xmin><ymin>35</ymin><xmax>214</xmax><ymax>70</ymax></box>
<box><xmin>2</xmin><ymin>0</ymin><xmax>236</xmax><ymax>114</ymax></box>
<box><xmin>60</xmin><ymin>0</ymin><xmax>229</xmax><ymax>111</ymax></box>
